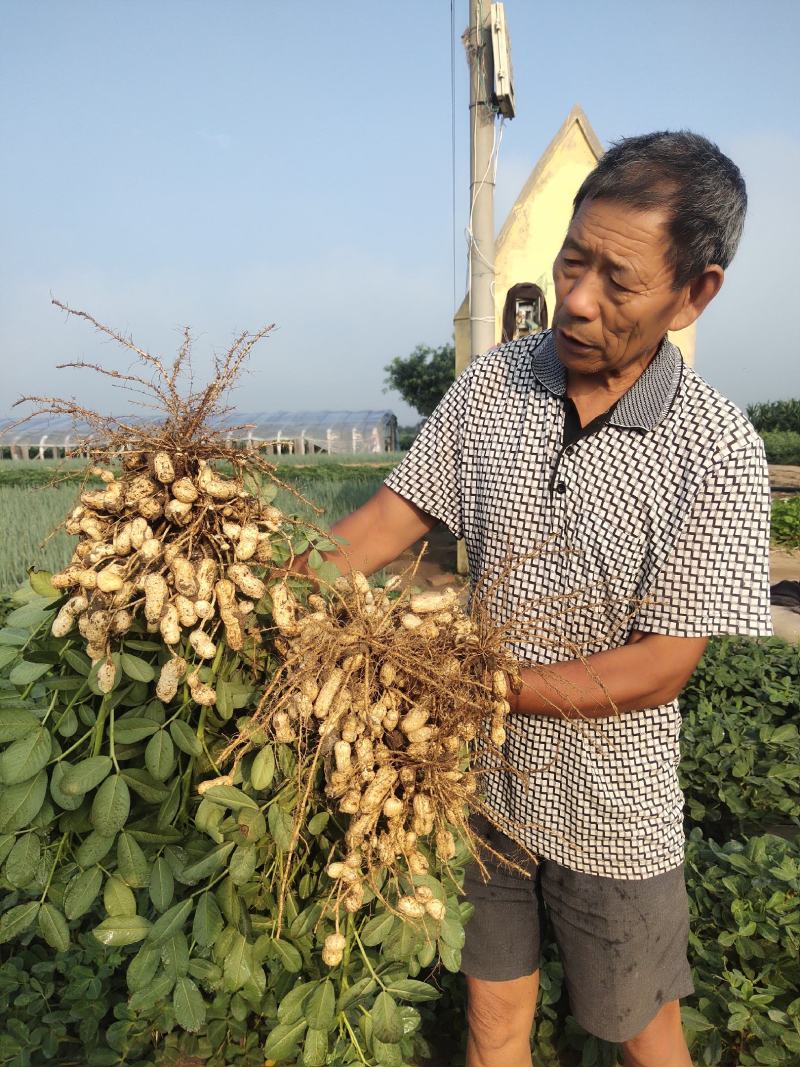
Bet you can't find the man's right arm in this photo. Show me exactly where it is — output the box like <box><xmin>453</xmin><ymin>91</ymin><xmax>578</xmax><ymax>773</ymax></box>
<box><xmin>301</xmin><ymin>485</ymin><xmax>438</xmax><ymax>579</ymax></box>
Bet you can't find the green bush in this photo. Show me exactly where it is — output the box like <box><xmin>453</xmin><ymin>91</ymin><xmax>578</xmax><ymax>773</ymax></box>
<box><xmin>747</xmin><ymin>400</ymin><xmax>800</xmax><ymax>434</ymax></box>
<box><xmin>761</xmin><ymin>431</ymin><xmax>800</xmax><ymax>466</ymax></box>
<box><xmin>683</xmin><ymin>831</ymin><xmax>800</xmax><ymax>1066</ymax></box>
<box><xmin>679</xmin><ymin>638</ymin><xmax>800</xmax><ymax>839</ymax></box>
<box><xmin>0</xmin><ymin>569</ymin><xmax>470</xmax><ymax>1066</ymax></box>
<box><xmin>772</xmin><ymin>497</ymin><xmax>800</xmax><ymax>549</ymax></box>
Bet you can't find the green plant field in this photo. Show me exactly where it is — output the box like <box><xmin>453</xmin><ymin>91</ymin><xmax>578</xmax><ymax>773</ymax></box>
<box><xmin>0</xmin><ymin>486</ymin><xmax>80</xmax><ymax>591</ymax></box>
<box><xmin>0</xmin><ymin>474</ymin><xmax>388</xmax><ymax>592</ymax></box>
<box><xmin>0</xmin><ymin>455</ymin><xmax>404</xmax><ymax>489</ymax></box>
<box><xmin>772</xmin><ymin>496</ymin><xmax>800</xmax><ymax>549</ymax></box>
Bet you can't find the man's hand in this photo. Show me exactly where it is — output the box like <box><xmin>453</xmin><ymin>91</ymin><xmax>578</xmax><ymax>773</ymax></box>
<box><xmin>509</xmin><ymin>630</ymin><xmax>708</xmax><ymax>719</ymax></box>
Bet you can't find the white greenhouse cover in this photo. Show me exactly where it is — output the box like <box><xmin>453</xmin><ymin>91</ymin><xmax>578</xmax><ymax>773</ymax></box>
<box><xmin>0</xmin><ymin>410</ymin><xmax>398</xmax><ymax>456</ymax></box>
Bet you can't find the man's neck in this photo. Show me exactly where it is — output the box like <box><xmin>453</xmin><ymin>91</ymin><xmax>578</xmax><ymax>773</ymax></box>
<box><xmin>565</xmin><ymin>341</ymin><xmax>660</xmax><ymax>425</ymax></box>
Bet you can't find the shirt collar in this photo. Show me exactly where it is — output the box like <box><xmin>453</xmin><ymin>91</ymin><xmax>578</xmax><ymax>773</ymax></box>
<box><xmin>530</xmin><ymin>329</ymin><xmax>683</xmax><ymax>431</ymax></box>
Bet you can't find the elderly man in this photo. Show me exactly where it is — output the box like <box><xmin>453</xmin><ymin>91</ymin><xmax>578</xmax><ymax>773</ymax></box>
<box><xmin>313</xmin><ymin>132</ymin><xmax>772</xmax><ymax>1067</ymax></box>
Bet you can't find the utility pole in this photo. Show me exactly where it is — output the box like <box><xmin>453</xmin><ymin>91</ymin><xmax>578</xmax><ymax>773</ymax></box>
<box><xmin>459</xmin><ymin>3</ymin><xmax>514</xmax><ymax>575</ymax></box>
<box><xmin>467</xmin><ymin>0</ymin><xmax>496</xmax><ymax>364</ymax></box>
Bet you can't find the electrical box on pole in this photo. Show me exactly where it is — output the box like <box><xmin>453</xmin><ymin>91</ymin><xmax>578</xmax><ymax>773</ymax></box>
<box><xmin>490</xmin><ymin>3</ymin><xmax>515</xmax><ymax>119</ymax></box>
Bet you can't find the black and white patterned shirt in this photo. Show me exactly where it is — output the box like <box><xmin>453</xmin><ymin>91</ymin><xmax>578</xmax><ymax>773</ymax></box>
<box><xmin>385</xmin><ymin>330</ymin><xmax>772</xmax><ymax>879</ymax></box>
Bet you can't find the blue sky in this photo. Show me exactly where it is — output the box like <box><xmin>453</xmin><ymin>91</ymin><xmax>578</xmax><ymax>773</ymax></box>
<box><xmin>1</xmin><ymin>0</ymin><xmax>798</xmax><ymax>426</ymax></box>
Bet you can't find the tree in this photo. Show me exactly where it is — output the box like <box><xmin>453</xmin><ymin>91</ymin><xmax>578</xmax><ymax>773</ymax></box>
<box><xmin>384</xmin><ymin>342</ymin><xmax>455</xmax><ymax>419</ymax></box>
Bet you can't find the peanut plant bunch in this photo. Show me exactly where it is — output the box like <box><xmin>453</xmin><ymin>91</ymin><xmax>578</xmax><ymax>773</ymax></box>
<box><xmin>50</xmin><ymin>447</ymin><xmax>301</xmax><ymax>709</ymax></box>
<box><xmin>0</xmin><ymin>305</ymin><xmax>475</xmax><ymax>1066</ymax></box>
<box><xmin>227</xmin><ymin>568</ymin><xmax>523</xmax><ymax>968</ymax></box>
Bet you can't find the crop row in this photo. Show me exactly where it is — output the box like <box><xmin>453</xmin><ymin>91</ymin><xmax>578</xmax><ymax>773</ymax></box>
<box><xmin>0</xmin><ymin>474</ymin><xmax>387</xmax><ymax>592</ymax></box>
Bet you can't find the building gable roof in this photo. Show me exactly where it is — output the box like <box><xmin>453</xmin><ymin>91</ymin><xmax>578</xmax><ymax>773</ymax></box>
<box><xmin>495</xmin><ymin>103</ymin><xmax>603</xmax><ymax>251</ymax></box>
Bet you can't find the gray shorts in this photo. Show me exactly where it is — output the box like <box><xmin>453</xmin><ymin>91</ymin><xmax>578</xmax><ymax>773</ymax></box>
<box><xmin>461</xmin><ymin>819</ymin><xmax>694</xmax><ymax>1043</ymax></box>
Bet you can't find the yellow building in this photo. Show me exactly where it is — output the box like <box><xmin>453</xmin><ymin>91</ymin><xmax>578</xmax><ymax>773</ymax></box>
<box><xmin>454</xmin><ymin>105</ymin><xmax>696</xmax><ymax>374</ymax></box>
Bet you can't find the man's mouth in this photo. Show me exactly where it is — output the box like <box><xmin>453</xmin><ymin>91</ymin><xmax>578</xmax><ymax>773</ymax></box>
<box><xmin>557</xmin><ymin>328</ymin><xmax>598</xmax><ymax>352</ymax></box>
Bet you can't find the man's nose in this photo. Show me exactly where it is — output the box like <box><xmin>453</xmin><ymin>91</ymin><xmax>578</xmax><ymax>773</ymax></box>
<box><xmin>562</xmin><ymin>272</ymin><xmax>601</xmax><ymax>321</ymax></box>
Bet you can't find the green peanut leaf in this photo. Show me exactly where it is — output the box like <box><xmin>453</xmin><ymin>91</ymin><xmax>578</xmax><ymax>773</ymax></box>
<box><xmin>76</xmin><ymin>830</ymin><xmax>116</xmax><ymax>868</ymax></box>
<box><xmin>128</xmin><ymin>972</ymin><xmax>175</xmax><ymax>1012</ymax></box>
<box><xmin>64</xmin><ymin>866</ymin><xmax>103</xmax><ymax>920</ymax></box>
<box><xmin>371</xmin><ymin>991</ymin><xmax>404</xmax><ymax>1044</ymax></box>
<box><xmin>0</xmin><ymin>727</ymin><xmax>51</xmax><ymax>785</ymax></box>
<box><xmin>0</xmin><ymin>901</ymin><xmax>41</xmax><ymax>944</ymax></box>
<box><xmin>0</xmin><ymin>708</ymin><xmax>41</xmax><ymax>743</ymax></box>
<box><xmin>336</xmin><ymin>975</ymin><xmax>377</xmax><ymax>1013</ymax></box>
<box><xmin>169</xmin><ymin>719</ymin><xmax>202</xmax><ymax>757</ymax></box>
<box><xmin>305</xmin><ymin>979</ymin><xmax>335</xmax><ymax>1032</ymax></box>
<box><xmin>149</xmin><ymin>857</ymin><xmax>174</xmax><ymax>912</ymax></box>
<box><xmin>263</xmin><ymin>1018</ymin><xmax>307</xmax><ymax>1061</ymax></box>
<box><xmin>61</xmin><ymin>755</ymin><xmax>113</xmax><ymax>796</ymax></box>
<box><xmin>306</xmin><ymin>811</ymin><xmax>329</xmax><ymax>835</ymax></box>
<box><xmin>268</xmin><ymin>804</ymin><xmax>294</xmax><ymax>851</ymax></box>
<box><xmin>117</xmin><ymin>831</ymin><xmax>151</xmax><ymax>887</ymax></box>
<box><xmin>181</xmin><ymin>841</ymin><xmax>235</xmax><ymax>884</ymax></box>
<box><xmin>384</xmin><ymin>978</ymin><xmax>441</xmax><ymax>1003</ymax></box>
<box><xmin>272</xmin><ymin>938</ymin><xmax>303</xmax><ymax>974</ymax></box>
<box><xmin>277</xmin><ymin>980</ymin><xmax>317</xmax><ymax>1024</ymax></box>
<box><xmin>0</xmin><ymin>768</ymin><xmax>48</xmax><ymax>832</ymax></box>
<box><xmin>113</xmin><ymin>716</ymin><xmax>159</xmax><ymax>744</ymax></box>
<box><xmin>91</xmin><ymin>774</ymin><xmax>130</xmax><ymax>835</ymax></box>
<box><xmin>145</xmin><ymin>897</ymin><xmax>194</xmax><ymax>947</ymax></box>
<box><xmin>122</xmin><ymin>767</ymin><xmax>170</xmax><ymax>804</ymax></box>
<box><xmin>250</xmin><ymin>746</ymin><xmax>275</xmax><ymax>791</ymax></box>
<box><xmin>38</xmin><ymin>903</ymin><xmax>70</xmax><ymax>952</ymax></box>
<box><xmin>223</xmin><ymin>932</ymin><xmax>253</xmax><ymax>991</ymax></box>
<box><xmin>193</xmin><ymin>892</ymin><xmax>224</xmax><ymax>948</ymax></box>
<box><xmin>229</xmin><ymin>844</ymin><xmax>257</xmax><ymax>885</ymax></box>
<box><xmin>289</xmin><ymin>903</ymin><xmax>323</xmax><ymax>941</ymax></box>
<box><xmin>439</xmin><ymin>913</ymin><xmax>466</xmax><ymax>950</ymax></box>
<box><xmin>50</xmin><ymin>762</ymin><xmax>85</xmax><ymax>811</ymax></box>
<box><xmin>0</xmin><ymin>834</ymin><xmax>14</xmax><ymax>866</ymax></box>
<box><xmin>92</xmin><ymin>914</ymin><xmax>151</xmax><ymax>947</ymax></box>
<box><xmin>188</xmin><ymin>958</ymin><xmax>222</xmax><ymax>987</ymax></box>
<box><xmin>104</xmin><ymin>874</ymin><xmax>137</xmax><ymax>917</ymax></box>
<box><xmin>119</xmin><ymin>653</ymin><xmax>156</xmax><ymax>683</ymax></box>
<box><xmin>173</xmin><ymin>976</ymin><xmax>206</xmax><ymax>1033</ymax></box>
<box><xmin>361</xmin><ymin>910</ymin><xmax>396</xmax><ymax>947</ymax></box>
<box><xmin>162</xmin><ymin>931</ymin><xmax>190</xmax><ymax>981</ymax></box>
<box><xmin>126</xmin><ymin>943</ymin><xmax>161</xmax><ymax>992</ymax></box>
<box><xmin>9</xmin><ymin>661</ymin><xmax>51</xmax><ymax>686</ymax></box>
<box><xmin>202</xmin><ymin>784</ymin><xmax>259</xmax><ymax>811</ymax></box>
<box><xmin>437</xmin><ymin>940</ymin><xmax>461</xmax><ymax>973</ymax></box>
<box><xmin>372</xmin><ymin>1037</ymin><xmax>402</xmax><ymax>1066</ymax></box>
<box><xmin>681</xmin><ymin>1006</ymin><xmax>714</xmax><ymax>1032</ymax></box>
<box><xmin>145</xmin><ymin>730</ymin><xmax>175</xmax><ymax>782</ymax></box>
<box><xmin>302</xmin><ymin>1027</ymin><xmax>328</xmax><ymax>1067</ymax></box>
<box><xmin>28</xmin><ymin>570</ymin><xmax>59</xmax><ymax>597</ymax></box>
<box><xmin>4</xmin><ymin>832</ymin><xmax>41</xmax><ymax>889</ymax></box>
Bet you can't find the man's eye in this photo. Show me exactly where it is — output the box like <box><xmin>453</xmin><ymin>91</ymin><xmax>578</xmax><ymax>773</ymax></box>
<box><xmin>610</xmin><ymin>277</ymin><xmax>630</xmax><ymax>293</ymax></box>
<box><xmin>562</xmin><ymin>257</ymin><xmax>581</xmax><ymax>268</ymax></box>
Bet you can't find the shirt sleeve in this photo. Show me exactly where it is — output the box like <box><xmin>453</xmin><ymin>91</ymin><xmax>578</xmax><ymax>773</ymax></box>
<box><xmin>383</xmin><ymin>370</ymin><xmax>471</xmax><ymax>539</ymax></box>
<box><xmin>633</xmin><ymin>439</ymin><xmax>773</xmax><ymax>637</ymax></box>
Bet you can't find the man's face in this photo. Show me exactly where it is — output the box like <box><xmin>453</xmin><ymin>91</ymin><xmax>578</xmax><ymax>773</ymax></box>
<box><xmin>552</xmin><ymin>197</ymin><xmax>690</xmax><ymax>377</ymax></box>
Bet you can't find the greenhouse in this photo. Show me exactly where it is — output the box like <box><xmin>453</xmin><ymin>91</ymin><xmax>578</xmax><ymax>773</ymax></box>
<box><xmin>0</xmin><ymin>410</ymin><xmax>398</xmax><ymax>458</ymax></box>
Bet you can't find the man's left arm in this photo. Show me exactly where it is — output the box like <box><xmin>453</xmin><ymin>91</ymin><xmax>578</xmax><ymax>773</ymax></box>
<box><xmin>510</xmin><ymin>632</ymin><xmax>708</xmax><ymax>720</ymax></box>
<box><xmin>511</xmin><ymin>436</ymin><xmax>773</xmax><ymax>720</ymax></box>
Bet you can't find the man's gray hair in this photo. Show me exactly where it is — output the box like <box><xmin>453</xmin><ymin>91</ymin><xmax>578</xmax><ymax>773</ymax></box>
<box><xmin>572</xmin><ymin>131</ymin><xmax>747</xmax><ymax>287</ymax></box>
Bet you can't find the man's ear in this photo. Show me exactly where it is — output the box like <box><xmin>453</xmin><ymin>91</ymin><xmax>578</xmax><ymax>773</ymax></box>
<box><xmin>668</xmin><ymin>265</ymin><xmax>725</xmax><ymax>332</ymax></box>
